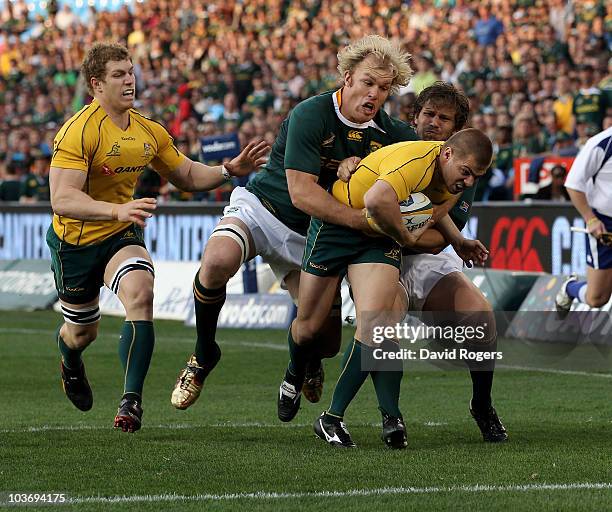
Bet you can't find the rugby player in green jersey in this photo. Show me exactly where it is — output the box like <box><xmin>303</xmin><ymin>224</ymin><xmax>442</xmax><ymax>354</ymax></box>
<box><xmin>171</xmin><ymin>35</ymin><xmax>418</xmax><ymax>411</ymax></box>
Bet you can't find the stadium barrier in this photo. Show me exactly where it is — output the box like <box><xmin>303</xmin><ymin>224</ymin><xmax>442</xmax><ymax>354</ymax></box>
<box><xmin>184</xmin><ymin>293</ymin><xmax>296</xmax><ymax>330</ymax></box>
<box><xmin>0</xmin><ymin>259</ymin><xmax>57</xmax><ymax>310</ymax></box>
<box><xmin>0</xmin><ymin>201</ymin><xmax>586</xmax><ymax>274</ymax></box>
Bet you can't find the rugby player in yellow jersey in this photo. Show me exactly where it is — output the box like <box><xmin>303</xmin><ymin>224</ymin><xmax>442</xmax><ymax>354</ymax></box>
<box><xmin>47</xmin><ymin>43</ymin><xmax>268</xmax><ymax>432</ymax></box>
<box><xmin>277</xmin><ymin>128</ymin><xmax>493</xmax><ymax>448</ymax></box>
<box><xmin>337</xmin><ymin>83</ymin><xmax>507</xmax><ymax>443</ymax></box>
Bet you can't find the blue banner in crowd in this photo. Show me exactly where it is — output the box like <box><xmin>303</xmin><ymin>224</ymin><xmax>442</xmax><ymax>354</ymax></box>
<box><xmin>200</xmin><ymin>133</ymin><xmax>241</xmax><ymax>162</ymax></box>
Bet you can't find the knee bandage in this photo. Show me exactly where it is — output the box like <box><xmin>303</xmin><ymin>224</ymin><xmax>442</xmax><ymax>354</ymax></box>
<box><xmin>108</xmin><ymin>257</ymin><xmax>155</xmax><ymax>295</ymax></box>
<box><xmin>209</xmin><ymin>224</ymin><xmax>251</xmax><ymax>265</ymax></box>
<box><xmin>61</xmin><ymin>303</ymin><xmax>101</xmax><ymax>325</ymax></box>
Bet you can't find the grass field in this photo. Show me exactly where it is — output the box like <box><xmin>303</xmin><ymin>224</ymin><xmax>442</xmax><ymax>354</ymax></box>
<box><xmin>1</xmin><ymin>310</ymin><xmax>611</xmax><ymax>511</ymax></box>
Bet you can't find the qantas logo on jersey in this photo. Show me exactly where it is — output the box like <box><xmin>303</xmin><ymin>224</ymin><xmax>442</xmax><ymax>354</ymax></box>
<box><xmin>102</xmin><ymin>165</ymin><xmax>146</xmax><ymax>175</ymax></box>
<box><xmin>347</xmin><ymin>130</ymin><xmax>363</xmax><ymax>141</ymax></box>
<box><xmin>114</xmin><ymin>165</ymin><xmax>147</xmax><ymax>174</ymax></box>
<box><xmin>106</xmin><ymin>142</ymin><xmax>121</xmax><ymax>157</ymax></box>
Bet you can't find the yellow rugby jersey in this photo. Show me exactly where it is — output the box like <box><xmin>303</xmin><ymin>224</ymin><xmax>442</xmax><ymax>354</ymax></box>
<box><xmin>51</xmin><ymin>99</ymin><xmax>185</xmax><ymax>245</ymax></box>
<box><xmin>332</xmin><ymin>140</ymin><xmax>454</xmax><ymax>208</ymax></box>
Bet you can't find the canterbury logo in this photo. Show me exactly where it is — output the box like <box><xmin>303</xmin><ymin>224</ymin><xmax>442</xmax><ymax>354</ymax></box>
<box><xmin>347</xmin><ymin>130</ymin><xmax>363</xmax><ymax>141</ymax></box>
<box><xmin>308</xmin><ymin>261</ymin><xmax>328</xmax><ymax>271</ymax></box>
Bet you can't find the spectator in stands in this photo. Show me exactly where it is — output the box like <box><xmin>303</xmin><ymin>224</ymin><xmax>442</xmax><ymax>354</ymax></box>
<box><xmin>554</xmin><ymin>75</ymin><xmax>575</xmax><ymax>134</ymax></box>
<box><xmin>573</xmin><ymin>64</ymin><xmax>607</xmax><ymax>132</ymax></box>
<box><xmin>0</xmin><ymin>162</ymin><xmax>22</xmax><ymax>201</ymax></box>
<box><xmin>534</xmin><ymin>164</ymin><xmax>571</xmax><ymax>201</ymax></box>
<box><xmin>473</xmin><ymin>5</ymin><xmax>504</xmax><ymax>47</ymax></box>
<box><xmin>20</xmin><ymin>154</ymin><xmax>50</xmax><ymax>203</ymax></box>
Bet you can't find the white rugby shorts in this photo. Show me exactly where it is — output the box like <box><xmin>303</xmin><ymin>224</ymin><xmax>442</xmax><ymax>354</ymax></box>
<box><xmin>222</xmin><ymin>187</ymin><xmax>305</xmax><ymax>285</ymax></box>
<box><xmin>400</xmin><ymin>251</ymin><xmax>464</xmax><ymax>311</ymax></box>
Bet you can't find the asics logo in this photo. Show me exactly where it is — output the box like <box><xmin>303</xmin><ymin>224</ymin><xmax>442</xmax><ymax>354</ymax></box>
<box><xmin>320</xmin><ymin>419</ymin><xmax>342</xmax><ymax>444</ymax></box>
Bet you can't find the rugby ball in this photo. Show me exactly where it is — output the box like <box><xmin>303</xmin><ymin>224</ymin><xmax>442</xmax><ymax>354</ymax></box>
<box><xmin>366</xmin><ymin>192</ymin><xmax>433</xmax><ymax>235</ymax></box>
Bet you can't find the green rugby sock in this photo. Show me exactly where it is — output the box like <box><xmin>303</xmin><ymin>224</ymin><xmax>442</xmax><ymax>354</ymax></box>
<box><xmin>327</xmin><ymin>338</ymin><xmax>370</xmax><ymax>418</ymax></box>
<box><xmin>193</xmin><ymin>273</ymin><xmax>224</xmax><ymax>366</ymax></box>
<box><xmin>56</xmin><ymin>326</ymin><xmax>84</xmax><ymax>370</ymax></box>
<box><xmin>118</xmin><ymin>320</ymin><xmax>155</xmax><ymax>397</ymax></box>
<box><xmin>470</xmin><ymin>370</ymin><xmax>493</xmax><ymax>410</ymax></box>
<box><xmin>371</xmin><ymin>369</ymin><xmax>403</xmax><ymax>417</ymax></box>
<box><xmin>371</xmin><ymin>339</ymin><xmax>403</xmax><ymax>417</ymax></box>
<box><xmin>286</xmin><ymin>327</ymin><xmax>311</xmax><ymax>389</ymax></box>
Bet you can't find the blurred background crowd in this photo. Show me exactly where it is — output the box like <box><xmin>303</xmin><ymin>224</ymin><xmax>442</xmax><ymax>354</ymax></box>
<box><xmin>0</xmin><ymin>0</ymin><xmax>610</xmax><ymax>203</ymax></box>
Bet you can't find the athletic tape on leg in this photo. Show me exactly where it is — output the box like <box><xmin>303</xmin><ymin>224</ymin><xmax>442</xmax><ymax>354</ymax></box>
<box><xmin>61</xmin><ymin>303</ymin><xmax>101</xmax><ymax>325</ymax></box>
<box><xmin>108</xmin><ymin>257</ymin><xmax>155</xmax><ymax>295</ymax></box>
<box><xmin>209</xmin><ymin>224</ymin><xmax>251</xmax><ymax>265</ymax></box>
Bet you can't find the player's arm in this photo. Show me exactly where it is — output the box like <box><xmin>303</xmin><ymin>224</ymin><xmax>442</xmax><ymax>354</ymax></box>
<box><xmin>408</xmin><ymin>228</ymin><xmax>448</xmax><ymax>253</ymax></box>
<box><xmin>164</xmin><ymin>140</ymin><xmax>269</xmax><ymax>192</ymax></box>
<box><xmin>49</xmin><ymin>167</ymin><xmax>156</xmax><ymax>227</ymax></box>
<box><xmin>286</xmin><ymin>170</ymin><xmax>368</xmax><ymax>230</ymax></box>
<box><xmin>566</xmin><ymin>188</ymin><xmax>606</xmax><ymax>236</ymax></box>
<box><xmin>565</xmin><ymin>139</ymin><xmax>606</xmax><ymax>236</ymax></box>
<box><xmin>363</xmin><ymin>180</ymin><xmax>432</xmax><ymax>247</ymax></box>
<box><xmin>436</xmin><ymin>214</ymin><xmax>489</xmax><ymax>266</ymax></box>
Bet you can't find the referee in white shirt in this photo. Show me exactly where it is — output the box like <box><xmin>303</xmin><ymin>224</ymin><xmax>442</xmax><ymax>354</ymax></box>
<box><xmin>556</xmin><ymin>126</ymin><xmax>612</xmax><ymax>315</ymax></box>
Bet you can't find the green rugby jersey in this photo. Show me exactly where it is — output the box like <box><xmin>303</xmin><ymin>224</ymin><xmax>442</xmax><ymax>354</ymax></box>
<box><xmin>573</xmin><ymin>88</ymin><xmax>607</xmax><ymax>130</ymax></box>
<box><xmin>450</xmin><ymin>185</ymin><xmax>477</xmax><ymax>231</ymax></box>
<box><xmin>246</xmin><ymin>89</ymin><xmax>416</xmax><ymax>235</ymax></box>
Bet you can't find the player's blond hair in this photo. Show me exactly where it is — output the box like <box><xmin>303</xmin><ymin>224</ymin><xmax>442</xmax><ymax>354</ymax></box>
<box><xmin>337</xmin><ymin>35</ymin><xmax>412</xmax><ymax>94</ymax></box>
<box><xmin>82</xmin><ymin>42</ymin><xmax>131</xmax><ymax>95</ymax></box>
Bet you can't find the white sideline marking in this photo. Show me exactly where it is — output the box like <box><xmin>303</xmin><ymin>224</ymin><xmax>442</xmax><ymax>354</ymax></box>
<box><xmin>499</xmin><ymin>364</ymin><xmax>612</xmax><ymax>379</ymax></box>
<box><xmin>67</xmin><ymin>483</ymin><xmax>612</xmax><ymax>504</ymax></box>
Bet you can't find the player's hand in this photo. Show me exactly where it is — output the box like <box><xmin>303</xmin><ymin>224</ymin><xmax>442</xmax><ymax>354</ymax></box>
<box><xmin>337</xmin><ymin>156</ymin><xmax>361</xmax><ymax>182</ymax></box>
<box><xmin>400</xmin><ymin>219</ymin><xmax>435</xmax><ymax>247</ymax></box>
<box><xmin>225</xmin><ymin>140</ymin><xmax>270</xmax><ymax>177</ymax></box>
<box><xmin>452</xmin><ymin>237</ymin><xmax>489</xmax><ymax>268</ymax></box>
<box><xmin>586</xmin><ymin>216</ymin><xmax>606</xmax><ymax>237</ymax></box>
<box><xmin>116</xmin><ymin>198</ymin><xmax>157</xmax><ymax>227</ymax></box>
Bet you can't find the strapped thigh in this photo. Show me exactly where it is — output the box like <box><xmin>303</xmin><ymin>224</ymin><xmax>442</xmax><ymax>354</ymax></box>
<box><xmin>107</xmin><ymin>257</ymin><xmax>155</xmax><ymax>295</ymax></box>
<box><xmin>209</xmin><ymin>223</ymin><xmax>251</xmax><ymax>265</ymax></box>
<box><xmin>61</xmin><ymin>303</ymin><xmax>101</xmax><ymax>325</ymax></box>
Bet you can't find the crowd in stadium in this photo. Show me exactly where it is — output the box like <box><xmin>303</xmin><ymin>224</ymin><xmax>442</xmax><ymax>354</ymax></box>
<box><xmin>0</xmin><ymin>0</ymin><xmax>610</xmax><ymax>203</ymax></box>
